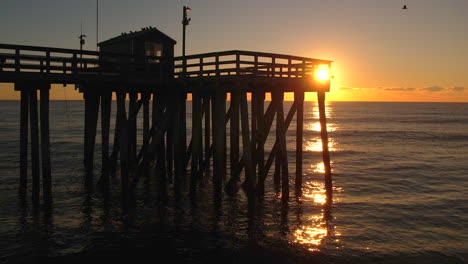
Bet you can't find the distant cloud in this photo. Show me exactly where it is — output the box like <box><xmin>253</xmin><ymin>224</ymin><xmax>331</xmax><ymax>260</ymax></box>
<box><xmin>452</xmin><ymin>86</ymin><xmax>465</xmax><ymax>92</ymax></box>
<box><xmin>422</xmin><ymin>86</ymin><xmax>445</xmax><ymax>92</ymax></box>
<box><xmin>384</xmin><ymin>87</ymin><xmax>416</xmax><ymax>91</ymax></box>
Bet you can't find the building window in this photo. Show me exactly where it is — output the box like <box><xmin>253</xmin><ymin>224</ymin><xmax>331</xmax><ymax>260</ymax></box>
<box><xmin>145</xmin><ymin>42</ymin><xmax>163</xmax><ymax>62</ymax></box>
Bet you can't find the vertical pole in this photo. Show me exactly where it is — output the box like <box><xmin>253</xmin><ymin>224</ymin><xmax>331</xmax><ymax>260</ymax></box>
<box><xmin>85</xmin><ymin>90</ymin><xmax>100</xmax><ymax>185</ymax></box>
<box><xmin>29</xmin><ymin>88</ymin><xmax>40</xmax><ymax>206</ymax></box>
<box><xmin>240</xmin><ymin>91</ymin><xmax>255</xmax><ymax>211</ymax></box>
<box><xmin>256</xmin><ymin>92</ymin><xmax>266</xmax><ymax>196</ymax></box>
<box><xmin>229</xmin><ymin>92</ymin><xmax>240</xmax><ymax>183</ymax></box>
<box><xmin>117</xmin><ymin>91</ymin><xmax>130</xmax><ymax>208</ymax></box>
<box><xmin>203</xmin><ymin>95</ymin><xmax>211</xmax><ymax>178</ymax></box>
<box><xmin>274</xmin><ymin>95</ymin><xmax>281</xmax><ymax>191</ymax></box>
<box><xmin>84</xmin><ymin>93</ymin><xmax>90</xmax><ymax>167</ymax></box>
<box><xmin>164</xmin><ymin>94</ymin><xmax>174</xmax><ymax>183</ymax></box>
<box><xmin>174</xmin><ymin>92</ymin><xmax>184</xmax><ymax>201</ymax></box>
<box><xmin>273</xmin><ymin>91</ymin><xmax>289</xmax><ymax>203</ymax></box>
<box><xmin>129</xmin><ymin>91</ymin><xmax>137</xmax><ymax>164</ymax></box>
<box><xmin>19</xmin><ymin>88</ymin><xmax>29</xmax><ymax>197</ymax></box>
<box><xmin>100</xmin><ymin>90</ymin><xmax>112</xmax><ymax>185</ymax></box>
<box><xmin>142</xmin><ymin>92</ymin><xmax>150</xmax><ymax>178</ymax></box>
<box><xmin>110</xmin><ymin>99</ymin><xmax>121</xmax><ymax>178</ymax></box>
<box><xmin>190</xmin><ymin>91</ymin><xmax>202</xmax><ymax>198</ymax></box>
<box><xmin>317</xmin><ymin>92</ymin><xmax>332</xmax><ymax>204</ymax></box>
<box><xmin>40</xmin><ymin>84</ymin><xmax>52</xmax><ymax>206</ymax></box>
<box><xmin>251</xmin><ymin>92</ymin><xmax>258</xmax><ymax>183</ymax></box>
<box><xmin>213</xmin><ymin>91</ymin><xmax>226</xmax><ymax>206</ymax></box>
<box><xmin>181</xmin><ymin>93</ymin><xmax>187</xmax><ymax>176</ymax></box>
<box><xmin>295</xmin><ymin>91</ymin><xmax>304</xmax><ymax>197</ymax></box>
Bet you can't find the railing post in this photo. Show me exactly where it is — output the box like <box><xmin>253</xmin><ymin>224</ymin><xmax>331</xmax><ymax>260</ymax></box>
<box><xmin>46</xmin><ymin>51</ymin><xmax>50</xmax><ymax>74</ymax></box>
<box><xmin>15</xmin><ymin>48</ymin><xmax>20</xmax><ymax>72</ymax></box>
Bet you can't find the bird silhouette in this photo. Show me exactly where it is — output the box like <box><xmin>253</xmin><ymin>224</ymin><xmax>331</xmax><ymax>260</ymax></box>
<box><xmin>402</xmin><ymin>5</ymin><xmax>408</xmax><ymax>9</ymax></box>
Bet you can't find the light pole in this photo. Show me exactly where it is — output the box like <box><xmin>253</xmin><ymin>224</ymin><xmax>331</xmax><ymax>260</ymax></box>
<box><xmin>182</xmin><ymin>6</ymin><xmax>191</xmax><ymax>75</ymax></box>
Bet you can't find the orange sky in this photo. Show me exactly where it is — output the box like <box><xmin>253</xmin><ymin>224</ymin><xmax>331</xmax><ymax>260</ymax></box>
<box><xmin>1</xmin><ymin>0</ymin><xmax>467</xmax><ymax>102</ymax></box>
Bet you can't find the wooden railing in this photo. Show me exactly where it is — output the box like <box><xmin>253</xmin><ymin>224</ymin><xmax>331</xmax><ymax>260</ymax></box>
<box><xmin>0</xmin><ymin>43</ymin><xmax>164</xmax><ymax>77</ymax></box>
<box><xmin>174</xmin><ymin>50</ymin><xmax>331</xmax><ymax>79</ymax></box>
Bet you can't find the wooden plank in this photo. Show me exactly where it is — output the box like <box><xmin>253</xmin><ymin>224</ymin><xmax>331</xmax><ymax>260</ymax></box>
<box><xmin>40</xmin><ymin>84</ymin><xmax>52</xmax><ymax>206</ymax></box>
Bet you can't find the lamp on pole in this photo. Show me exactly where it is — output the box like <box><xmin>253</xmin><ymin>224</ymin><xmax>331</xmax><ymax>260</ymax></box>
<box><xmin>182</xmin><ymin>6</ymin><xmax>191</xmax><ymax>75</ymax></box>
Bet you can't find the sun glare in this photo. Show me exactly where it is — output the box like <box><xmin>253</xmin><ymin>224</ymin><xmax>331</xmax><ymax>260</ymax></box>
<box><xmin>315</xmin><ymin>68</ymin><xmax>330</xmax><ymax>81</ymax></box>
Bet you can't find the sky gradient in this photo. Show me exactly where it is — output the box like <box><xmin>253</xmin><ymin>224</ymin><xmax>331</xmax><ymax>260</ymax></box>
<box><xmin>1</xmin><ymin>0</ymin><xmax>467</xmax><ymax>101</ymax></box>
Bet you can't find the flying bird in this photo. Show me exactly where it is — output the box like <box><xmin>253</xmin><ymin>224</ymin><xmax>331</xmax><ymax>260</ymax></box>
<box><xmin>402</xmin><ymin>5</ymin><xmax>408</xmax><ymax>9</ymax></box>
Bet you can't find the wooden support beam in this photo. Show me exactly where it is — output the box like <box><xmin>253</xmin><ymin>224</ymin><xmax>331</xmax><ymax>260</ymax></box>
<box><xmin>84</xmin><ymin>90</ymin><xmax>100</xmax><ymax>186</ymax></box>
<box><xmin>203</xmin><ymin>95</ymin><xmax>211</xmax><ymax>181</ymax></box>
<box><xmin>129</xmin><ymin>91</ymin><xmax>138</xmax><ymax>164</ymax></box>
<box><xmin>240</xmin><ymin>91</ymin><xmax>255</xmax><ymax>211</ymax></box>
<box><xmin>142</xmin><ymin>92</ymin><xmax>150</xmax><ymax>178</ymax></box>
<box><xmin>255</xmin><ymin>92</ymin><xmax>266</xmax><ymax>196</ymax></box>
<box><xmin>98</xmin><ymin>90</ymin><xmax>112</xmax><ymax>187</ymax></box>
<box><xmin>228</xmin><ymin>100</ymin><xmax>276</xmax><ymax>194</ymax></box>
<box><xmin>29</xmin><ymin>88</ymin><xmax>40</xmax><ymax>206</ymax></box>
<box><xmin>317</xmin><ymin>92</ymin><xmax>332</xmax><ymax>204</ymax></box>
<box><xmin>190</xmin><ymin>91</ymin><xmax>202</xmax><ymax>198</ymax></box>
<box><xmin>84</xmin><ymin>95</ymin><xmax>90</xmax><ymax>167</ymax></box>
<box><xmin>251</xmin><ymin>92</ymin><xmax>258</xmax><ymax>184</ymax></box>
<box><xmin>273</xmin><ymin>91</ymin><xmax>289</xmax><ymax>203</ymax></box>
<box><xmin>213</xmin><ymin>91</ymin><xmax>226</xmax><ymax>206</ymax></box>
<box><xmin>165</xmin><ymin>94</ymin><xmax>174</xmax><ymax>183</ymax></box>
<box><xmin>173</xmin><ymin>92</ymin><xmax>185</xmax><ymax>201</ymax></box>
<box><xmin>110</xmin><ymin>99</ymin><xmax>121</xmax><ymax>178</ymax></box>
<box><xmin>226</xmin><ymin>91</ymin><xmax>240</xmax><ymax>194</ymax></box>
<box><xmin>260</xmin><ymin>101</ymin><xmax>297</xmax><ymax>192</ymax></box>
<box><xmin>19</xmin><ymin>88</ymin><xmax>29</xmax><ymax>197</ymax></box>
<box><xmin>181</xmin><ymin>93</ymin><xmax>187</xmax><ymax>176</ymax></box>
<box><xmin>117</xmin><ymin>90</ymin><xmax>130</xmax><ymax>207</ymax></box>
<box><xmin>295</xmin><ymin>91</ymin><xmax>304</xmax><ymax>197</ymax></box>
<box><xmin>40</xmin><ymin>84</ymin><xmax>52</xmax><ymax>206</ymax></box>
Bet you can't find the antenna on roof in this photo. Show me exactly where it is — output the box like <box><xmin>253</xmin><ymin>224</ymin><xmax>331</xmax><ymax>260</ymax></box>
<box><xmin>96</xmin><ymin>0</ymin><xmax>99</xmax><ymax>51</ymax></box>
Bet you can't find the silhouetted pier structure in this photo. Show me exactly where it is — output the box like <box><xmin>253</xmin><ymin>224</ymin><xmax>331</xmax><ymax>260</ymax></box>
<box><xmin>0</xmin><ymin>30</ymin><xmax>332</xmax><ymax>213</ymax></box>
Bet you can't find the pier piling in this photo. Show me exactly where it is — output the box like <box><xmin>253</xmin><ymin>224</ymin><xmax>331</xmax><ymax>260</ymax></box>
<box><xmin>5</xmin><ymin>44</ymin><xmax>333</xmax><ymax>214</ymax></box>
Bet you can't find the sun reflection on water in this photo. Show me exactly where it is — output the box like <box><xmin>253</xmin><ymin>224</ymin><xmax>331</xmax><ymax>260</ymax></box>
<box><xmin>305</xmin><ymin>139</ymin><xmax>337</xmax><ymax>152</ymax></box>
<box><xmin>292</xmin><ymin>181</ymin><xmax>329</xmax><ymax>251</ymax></box>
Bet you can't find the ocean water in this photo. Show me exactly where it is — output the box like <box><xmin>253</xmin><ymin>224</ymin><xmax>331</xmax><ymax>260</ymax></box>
<box><xmin>0</xmin><ymin>100</ymin><xmax>467</xmax><ymax>263</ymax></box>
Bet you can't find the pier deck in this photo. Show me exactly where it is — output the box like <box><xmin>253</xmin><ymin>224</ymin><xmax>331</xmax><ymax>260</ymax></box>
<box><xmin>0</xmin><ymin>43</ymin><xmax>333</xmax><ymax>215</ymax></box>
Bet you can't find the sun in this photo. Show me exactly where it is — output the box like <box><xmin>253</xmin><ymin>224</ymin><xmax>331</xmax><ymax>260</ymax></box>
<box><xmin>315</xmin><ymin>68</ymin><xmax>330</xmax><ymax>81</ymax></box>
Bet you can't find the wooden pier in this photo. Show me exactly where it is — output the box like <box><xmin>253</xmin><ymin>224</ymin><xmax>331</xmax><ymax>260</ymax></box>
<box><xmin>0</xmin><ymin>42</ymin><xmax>332</xmax><ymax>213</ymax></box>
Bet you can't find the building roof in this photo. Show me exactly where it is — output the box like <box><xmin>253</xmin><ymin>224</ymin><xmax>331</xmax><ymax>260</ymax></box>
<box><xmin>98</xmin><ymin>27</ymin><xmax>177</xmax><ymax>46</ymax></box>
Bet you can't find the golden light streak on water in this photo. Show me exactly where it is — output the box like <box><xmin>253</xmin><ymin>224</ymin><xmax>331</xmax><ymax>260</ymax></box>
<box><xmin>292</xmin><ymin>181</ymin><xmax>328</xmax><ymax>251</ymax></box>
<box><xmin>306</xmin><ymin>121</ymin><xmax>336</xmax><ymax>132</ymax></box>
<box><xmin>305</xmin><ymin>139</ymin><xmax>337</xmax><ymax>152</ymax></box>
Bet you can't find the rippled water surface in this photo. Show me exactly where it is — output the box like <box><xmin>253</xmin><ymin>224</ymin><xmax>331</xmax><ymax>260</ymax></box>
<box><xmin>0</xmin><ymin>100</ymin><xmax>467</xmax><ymax>263</ymax></box>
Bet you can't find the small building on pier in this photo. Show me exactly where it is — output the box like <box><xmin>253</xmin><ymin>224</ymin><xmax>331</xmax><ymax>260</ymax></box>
<box><xmin>98</xmin><ymin>27</ymin><xmax>176</xmax><ymax>59</ymax></box>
